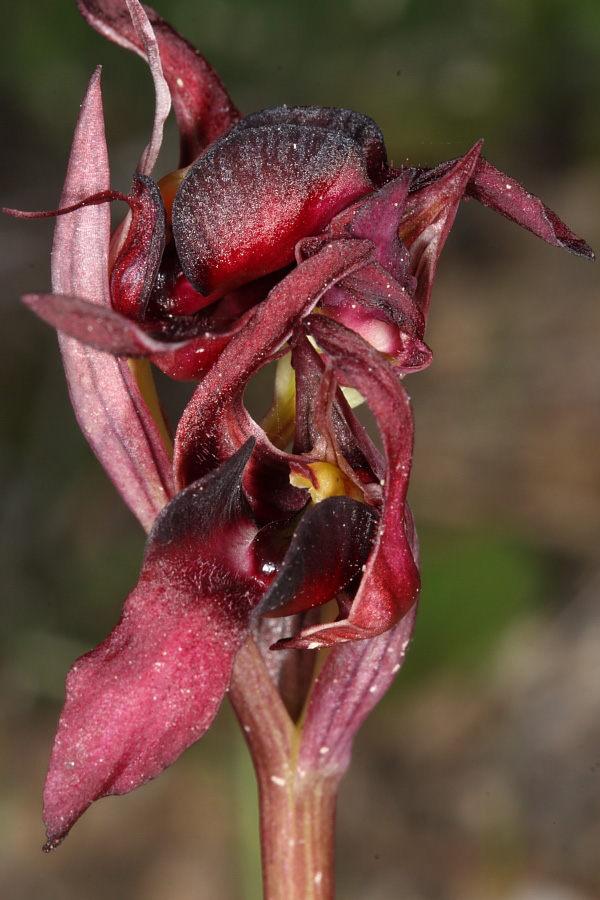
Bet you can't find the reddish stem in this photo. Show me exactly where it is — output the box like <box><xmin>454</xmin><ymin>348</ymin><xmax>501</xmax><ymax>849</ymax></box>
<box><xmin>229</xmin><ymin>639</ymin><xmax>340</xmax><ymax>900</ymax></box>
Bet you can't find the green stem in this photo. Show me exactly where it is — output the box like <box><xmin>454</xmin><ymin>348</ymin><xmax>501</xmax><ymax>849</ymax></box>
<box><xmin>229</xmin><ymin>639</ymin><xmax>340</xmax><ymax>900</ymax></box>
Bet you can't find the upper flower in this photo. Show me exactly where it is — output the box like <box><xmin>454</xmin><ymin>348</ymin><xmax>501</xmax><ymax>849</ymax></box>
<box><xmin>7</xmin><ymin>1</ymin><xmax>592</xmax><ymax>383</ymax></box>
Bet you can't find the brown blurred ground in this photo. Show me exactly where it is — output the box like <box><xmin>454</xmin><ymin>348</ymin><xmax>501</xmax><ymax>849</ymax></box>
<box><xmin>1</xmin><ymin>1</ymin><xmax>599</xmax><ymax>898</ymax></box>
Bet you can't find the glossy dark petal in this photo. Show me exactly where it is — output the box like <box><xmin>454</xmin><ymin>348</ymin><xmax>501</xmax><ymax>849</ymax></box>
<box><xmin>77</xmin><ymin>0</ymin><xmax>241</xmax><ymax>165</ymax></box>
<box><xmin>43</xmin><ymin>442</ymin><xmax>260</xmax><ymax>851</ymax></box>
<box><xmin>51</xmin><ymin>67</ymin><xmax>173</xmax><ymax>531</ymax></box>
<box><xmin>172</xmin><ymin>125</ymin><xmax>374</xmax><ymax>297</ymax></box>
<box><xmin>275</xmin><ymin>316</ymin><xmax>420</xmax><ymax>648</ymax></box>
<box><xmin>256</xmin><ymin>496</ymin><xmax>378</xmax><ymax>619</ymax></box>
<box><xmin>298</xmin><ymin>504</ymin><xmax>419</xmax><ymax>771</ymax></box>
<box><xmin>229</xmin><ymin>105</ymin><xmax>388</xmax><ymax>184</ymax></box>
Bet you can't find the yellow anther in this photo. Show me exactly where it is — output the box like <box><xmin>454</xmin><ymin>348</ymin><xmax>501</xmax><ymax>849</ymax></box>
<box><xmin>290</xmin><ymin>461</ymin><xmax>363</xmax><ymax>504</ymax></box>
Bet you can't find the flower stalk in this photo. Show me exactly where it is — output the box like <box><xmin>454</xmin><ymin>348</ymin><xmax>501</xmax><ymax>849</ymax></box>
<box><xmin>230</xmin><ymin>639</ymin><xmax>340</xmax><ymax>900</ymax></box>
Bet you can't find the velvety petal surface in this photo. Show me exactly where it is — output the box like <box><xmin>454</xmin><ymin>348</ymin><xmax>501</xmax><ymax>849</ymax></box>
<box><xmin>43</xmin><ymin>442</ymin><xmax>260</xmax><ymax>851</ymax></box>
<box><xmin>172</xmin><ymin>125</ymin><xmax>374</xmax><ymax>298</ymax></box>
<box><xmin>77</xmin><ymin>0</ymin><xmax>241</xmax><ymax>164</ymax></box>
<box><xmin>229</xmin><ymin>105</ymin><xmax>389</xmax><ymax>184</ymax></box>
<box><xmin>52</xmin><ymin>68</ymin><xmax>174</xmax><ymax>532</ymax></box>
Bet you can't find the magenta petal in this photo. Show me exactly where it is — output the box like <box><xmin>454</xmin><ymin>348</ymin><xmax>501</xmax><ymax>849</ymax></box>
<box><xmin>278</xmin><ymin>316</ymin><xmax>420</xmax><ymax>648</ymax></box>
<box><xmin>52</xmin><ymin>68</ymin><xmax>174</xmax><ymax>531</ymax></box>
<box><xmin>466</xmin><ymin>155</ymin><xmax>595</xmax><ymax>260</ymax></box>
<box><xmin>256</xmin><ymin>497</ymin><xmax>378</xmax><ymax>618</ymax></box>
<box><xmin>77</xmin><ymin>0</ymin><xmax>241</xmax><ymax>164</ymax></box>
<box><xmin>43</xmin><ymin>442</ymin><xmax>260</xmax><ymax>851</ymax></box>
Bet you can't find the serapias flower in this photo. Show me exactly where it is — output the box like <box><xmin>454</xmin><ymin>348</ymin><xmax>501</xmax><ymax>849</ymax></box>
<box><xmin>8</xmin><ymin>0</ymin><xmax>593</xmax><ymax>861</ymax></box>
<box><xmin>42</xmin><ymin>295</ymin><xmax>421</xmax><ymax>850</ymax></box>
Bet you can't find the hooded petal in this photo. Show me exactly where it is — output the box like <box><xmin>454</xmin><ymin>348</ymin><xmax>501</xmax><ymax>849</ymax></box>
<box><xmin>77</xmin><ymin>0</ymin><xmax>241</xmax><ymax>165</ymax></box>
<box><xmin>51</xmin><ymin>68</ymin><xmax>174</xmax><ymax>531</ymax></box>
<box><xmin>228</xmin><ymin>105</ymin><xmax>389</xmax><ymax>185</ymax></box>
<box><xmin>43</xmin><ymin>441</ymin><xmax>260</xmax><ymax>851</ymax></box>
<box><xmin>275</xmin><ymin>315</ymin><xmax>420</xmax><ymax>648</ymax></box>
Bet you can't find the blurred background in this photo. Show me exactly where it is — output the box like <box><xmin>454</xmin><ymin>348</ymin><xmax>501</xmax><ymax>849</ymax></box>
<box><xmin>1</xmin><ymin>0</ymin><xmax>598</xmax><ymax>898</ymax></box>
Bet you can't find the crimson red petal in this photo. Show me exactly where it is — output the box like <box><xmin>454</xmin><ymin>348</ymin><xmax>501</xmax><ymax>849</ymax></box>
<box><xmin>43</xmin><ymin>442</ymin><xmax>259</xmax><ymax>851</ymax></box>
<box><xmin>22</xmin><ymin>293</ymin><xmax>185</xmax><ymax>357</ymax></box>
<box><xmin>399</xmin><ymin>141</ymin><xmax>483</xmax><ymax>320</ymax></box>
<box><xmin>172</xmin><ymin>125</ymin><xmax>374</xmax><ymax>298</ymax></box>
<box><xmin>110</xmin><ymin>174</ymin><xmax>166</xmax><ymax>318</ymax></box>
<box><xmin>77</xmin><ymin>0</ymin><xmax>241</xmax><ymax>164</ymax></box>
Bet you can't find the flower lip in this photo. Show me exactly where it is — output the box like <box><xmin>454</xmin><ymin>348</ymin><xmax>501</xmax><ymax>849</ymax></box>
<box><xmin>172</xmin><ymin>123</ymin><xmax>374</xmax><ymax>299</ymax></box>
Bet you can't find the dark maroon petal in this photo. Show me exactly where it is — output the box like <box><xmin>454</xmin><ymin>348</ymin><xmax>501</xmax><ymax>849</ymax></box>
<box><xmin>256</xmin><ymin>496</ymin><xmax>378</xmax><ymax>619</ymax></box>
<box><xmin>399</xmin><ymin>141</ymin><xmax>483</xmax><ymax>320</ymax></box>
<box><xmin>43</xmin><ymin>442</ymin><xmax>260</xmax><ymax>851</ymax></box>
<box><xmin>77</xmin><ymin>0</ymin><xmax>241</xmax><ymax>165</ymax></box>
<box><xmin>275</xmin><ymin>316</ymin><xmax>419</xmax><ymax>648</ymax></box>
<box><xmin>110</xmin><ymin>175</ymin><xmax>166</xmax><ymax>318</ymax></box>
<box><xmin>22</xmin><ymin>293</ymin><xmax>184</xmax><ymax>357</ymax></box>
<box><xmin>229</xmin><ymin>105</ymin><xmax>388</xmax><ymax>184</ymax></box>
<box><xmin>467</xmin><ymin>156</ymin><xmax>595</xmax><ymax>260</ymax></box>
<box><xmin>174</xmin><ymin>239</ymin><xmax>375</xmax><ymax>488</ymax></box>
<box><xmin>172</xmin><ymin>125</ymin><xmax>374</xmax><ymax>297</ymax></box>
<box><xmin>51</xmin><ymin>67</ymin><xmax>173</xmax><ymax>531</ymax></box>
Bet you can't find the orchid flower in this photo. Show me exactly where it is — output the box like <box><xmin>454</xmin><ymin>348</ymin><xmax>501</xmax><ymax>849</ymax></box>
<box><xmin>5</xmin><ymin>1</ymin><xmax>594</xmax><ymax>896</ymax></box>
